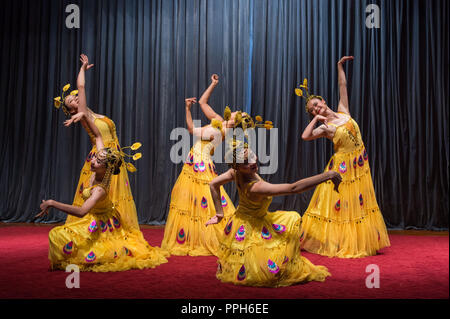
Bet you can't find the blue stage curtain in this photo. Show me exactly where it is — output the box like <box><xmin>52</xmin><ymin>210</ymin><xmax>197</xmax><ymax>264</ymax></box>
<box><xmin>0</xmin><ymin>0</ymin><xmax>448</xmax><ymax>230</ymax></box>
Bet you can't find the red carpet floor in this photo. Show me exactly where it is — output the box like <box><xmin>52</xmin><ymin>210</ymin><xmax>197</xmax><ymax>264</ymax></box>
<box><xmin>0</xmin><ymin>226</ymin><xmax>448</xmax><ymax>299</ymax></box>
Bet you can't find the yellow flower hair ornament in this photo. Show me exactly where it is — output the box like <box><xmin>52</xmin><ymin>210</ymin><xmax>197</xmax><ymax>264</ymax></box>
<box><xmin>118</xmin><ymin>142</ymin><xmax>143</xmax><ymax>172</ymax></box>
<box><xmin>295</xmin><ymin>78</ymin><xmax>323</xmax><ymax>113</ymax></box>
<box><xmin>223</xmin><ymin>106</ymin><xmax>232</xmax><ymax>121</ymax></box>
<box><xmin>53</xmin><ymin>83</ymin><xmax>73</xmax><ymax>117</ymax></box>
<box><xmin>236</xmin><ymin>112</ymin><xmax>273</xmax><ymax>130</ymax></box>
<box><xmin>210</xmin><ymin>118</ymin><xmax>223</xmax><ymax>131</ymax></box>
<box><xmin>221</xmin><ymin>105</ymin><xmax>274</xmax><ymax>131</ymax></box>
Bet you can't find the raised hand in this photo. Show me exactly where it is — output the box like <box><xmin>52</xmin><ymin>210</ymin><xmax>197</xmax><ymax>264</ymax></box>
<box><xmin>211</xmin><ymin>74</ymin><xmax>219</xmax><ymax>84</ymax></box>
<box><xmin>338</xmin><ymin>56</ymin><xmax>354</xmax><ymax>65</ymax></box>
<box><xmin>80</xmin><ymin>53</ymin><xmax>94</xmax><ymax>70</ymax></box>
<box><xmin>185</xmin><ymin>97</ymin><xmax>197</xmax><ymax>110</ymax></box>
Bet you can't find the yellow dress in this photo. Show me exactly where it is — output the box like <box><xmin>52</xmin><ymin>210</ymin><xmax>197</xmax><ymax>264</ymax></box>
<box><xmin>161</xmin><ymin>138</ymin><xmax>235</xmax><ymax>256</ymax></box>
<box><xmin>300</xmin><ymin>114</ymin><xmax>390</xmax><ymax>258</ymax></box>
<box><xmin>215</xmin><ymin>179</ymin><xmax>330</xmax><ymax>287</ymax></box>
<box><xmin>48</xmin><ymin>183</ymin><xmax>169</xmax><ymax>272</ymax></box>
<box><xmin>65</xmin><ymin>115</ymin><xmax>140</xmax><ymax>230</ymax></box>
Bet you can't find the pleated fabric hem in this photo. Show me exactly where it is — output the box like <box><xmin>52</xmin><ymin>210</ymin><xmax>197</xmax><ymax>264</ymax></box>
<box><xmin>300</xmin><ymin>208</ymin><xmax>391</xmax><ymax>258</ymax></box>
<box><xmin>50</xmin><ymin>250</ymin><xmax>169</xmax><ymax>272</ymax></box>
<box><xmin>216</xmin><ymin>256</ymin><xmax>331</xmax><ymax>288</ymax></box>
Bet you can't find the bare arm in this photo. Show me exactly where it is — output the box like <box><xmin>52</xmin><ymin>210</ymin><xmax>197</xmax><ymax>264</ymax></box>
<box><xmin>336</xmin><ymin>56</ymin><xmax>353</xmax><ymax>115</ymax></box>
<box><xmin>36</xmin><ymin>187</ymin><xmax>106</xmax><ymax>219</ymax></box>
<box><xmin>205</xmin><ymin>169</ymin><xmax>235</xmax><ymax>226</ymax></box>
<box><xmin>76</xmin><ymin>54</ymin><xmax>94</xmax><ymax>115</ymax></box>
<box><xmin>301</xmin><ymin>115</ymin><xmax>335</xmax><ymax>141</ymax></box>
<box><xmin>185</xmin><ymin>97</ymin><xmax>196</xmax><ymax>135</ymax></box>
<box><xmin>249</xmin><ymin>171</ymin><xmax>342</xmax><ymax>197</ymax></box>
<box><xmin>65</xmin><ymin>112</ymin><xmax>104</xmax><ymax>150</ymax></box>
<box><xmin>198</xmin><ymin>74</ymin><xmax>224</xmax><ymax>121</ymax></box>
<box><xmin>185</xmin><ymin>97</ymin><xmax>219</xmax><ymax>141</ymax></box>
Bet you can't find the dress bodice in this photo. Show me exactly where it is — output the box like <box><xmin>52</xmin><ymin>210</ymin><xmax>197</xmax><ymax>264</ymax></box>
<box><xmin>87</xmin><ymin>115</ymin><xmax>118</xmax><ymax>147</ymax></box>
<box><xmin>330</xmin><ymin>114</ymin><xmax>364</xmax><ymax>153</ymax></box>
<box><xmin>80</xmin><ymin>183</ymin><xmax>114</xmax><ymax>214</ymax></box>
<box><xmin>191</xmin><ymin>139</ymin><xmax>216</xmax><ymax>162</ymax></box>
<box><xmin>235</xmin><ymin>179</ymin><xmax>272</xmax><ymax>218</ymax></box>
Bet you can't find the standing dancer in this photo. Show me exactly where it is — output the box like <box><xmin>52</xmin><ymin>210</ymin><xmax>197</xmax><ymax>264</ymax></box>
<box><xmin>160</xmin><ymin>75</ymin><xmax>237</xmax><ymax>256</ymax></box>
<box><xmin>39</xmin><ymin>90</ymin><xmax>168</xmax><ymax>272</ymax></box>
<box><xmin>55</xmin><ymin>54</ymin><xmax>140</xmax><ymax>230</ymax></box>
<box><xmin>205</xmin><ymin>139</ymin><xmax>341</xmax><ymax>287</ymax></box>
<box><xmin>296</xmin><ymin>56</ymin><xmax>390</xmax><ymax>258</ymax></box>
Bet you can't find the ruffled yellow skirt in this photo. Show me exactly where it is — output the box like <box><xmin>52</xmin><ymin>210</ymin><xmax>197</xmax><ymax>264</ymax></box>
<box><xmin>161</xmin><ymin>145</ymin><xmax>235</xmax><ymax>256</ymax></box>
<box><xmin>66</xmin><ymin>142</ymin><xmax>140</xmax><ymax>231</ymax></box>
<box><xmin>49</xmin><ymin>209</ymin><xmax>169</xmax><ymax>272</ymax></box>
<box><xmin>216</xmin><ymin>210</ymin><xmax>330</xmax><ymax>287</ymax></box>
<box><xmin>300</xmin><ymin>145</ymin><xmax>390</xmax><ymax>258</ymax></box>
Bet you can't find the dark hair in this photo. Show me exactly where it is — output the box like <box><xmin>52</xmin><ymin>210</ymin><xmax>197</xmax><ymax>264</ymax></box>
<box><xmin>97</xmin><ymin>148</ymin><xmax>122</xmax><ymax>175</ymax></box>
<box><xmin>112</xmin><ymin>159</ymin><xmax>122</xmax><ymax>175</ymax></box>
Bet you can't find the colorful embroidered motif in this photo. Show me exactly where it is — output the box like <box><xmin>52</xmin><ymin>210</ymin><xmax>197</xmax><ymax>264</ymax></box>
<box><xmin>353</xmin><ymin>157</ymin><xmax>357</xmax><ymax>169</ymax></box>
<box><xmin>198</xmin><ymin>161</ymin><xmax>206</xmax><ymax>172</ymax></box>
<box><xmin>177</xmin><ymin>228</ymin><xmax>186</xmax><ymax>244</ymax></box>
<box><xmin>224</xmin><ymin>220</ymin><xmax>233</xmax><ymax>235</ymax></box>
<box><xmin>235</xmin><ymin>225</ymin><xmax>245</xmax><ymax>241</ymax></box>
<box><xmin>107</xmin><ymin>219</ymin><xmax>114</xmax><ymax>232</ymax></box>
<box><xmin>261</xmin><ymin>226</ymin><xmax>272</xmax><ymax>240</ymax></box>
<box><xmin>363</xmin><ymin>149</ymin><xmax>368</xmax><ymax>161</ymax></box>
<box><xmin>237</xmin><ymin>265</ymin><xmax>246</xmax><ymax>281</ymax></box>
<box><xmin>267</xmin><ymin>259</ymin><xmax>280</xmax><ymax>274</ymax></box>
<box><xmin>272</xmin><ymin>224</ymin><xmax>286</xmax><ymax>233</ymax></box>
<box><xmin>359</xmin><ymin>193</ymin><xmax>364</xmax><ymax>206</ymax></box>
<box><xmin>282</xmin><ymin>256</ymin><xmax>289</xmax><ymax>264</ymax></box>
<box><xmin>299</xmin><ymin>232</ymin><xmax>305</xmax><ymax>242</ymax></box>
<box><xmin>114</xmin><ymin>251</ymin><xmax>118</xmax><ymax>258</ymax></box>
<box><xmin>63</xmin><ymin>241</ymin><xmax>73</xmax><ymax>254</ymax></box>
<box><xmin>358</xmin><ymin>155</ymin><xmax>364</xmax><ymax>167</ymax></box>
<box><xmin>328</xmin><ymin>159</ymin><xmax>334</xmax><ymax>170</ymax></box>
<box><xmin>124</xmin><ymin>247</ymin><xmax>132</xmax><ymax>256</ymax></box>
<box><xmin>201</xmin><ymin>197</ymin><xmax>208</xmax><ymax>208</ymax></box>
<box><xmin>193</xmin><ymin>163</ymin><xmax>199</xmax><ymax>172</ymax></box>
<box><xmin>187</xmin><ymin>154</ymin><xmax>194</xmax><ymax>166</ymax></box>
<box><xmin>221</xmin><ymin>196</ymin><xmax>227</xmax><ymax>207</ymax></box>
<box><xmin>88</xmin><ymin>220</ymin><xmax>98</xmax><ymax>233</ymax></box>
<box><xmin>78</xmin><ymin>183</ymin><xmax>84</xmax><ymax>194</ymax></box>
<box><xmin>85</xmin><ymin>251</ymin><xmax>96</xmax><ymax>262</ymax></box>
<box><xmin>335</xmin><ymin>199</ymin><xmax>341</xmax><ymax>211</ymax></box>
<box><xmin>339</xmin><ymin>161</ymin><xmax>347</xmax><ymax>174</ymax></box>
<box><xmin>100</xmin><ymin>220</ymin><xmax>107</xmax><ymax>233</ymax></box>
<box><xmin>112</xmin><ymin>216</ymin><xmax>121</xmax><ymax>229</ymax></box>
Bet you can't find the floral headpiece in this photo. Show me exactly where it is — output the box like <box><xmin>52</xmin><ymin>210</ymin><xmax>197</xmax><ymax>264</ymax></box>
<box><xmin>224</xmin><ymin>138</ymin><xmax>256</xmax><ymax>169</ymax></box>
<box><xmin>54</xmin><ymin>83</ymin><xmax>78</xmax><ymax>117</ymax></box>
<box><xmin>295</xmin><ymin>78</ymin><xmax>323</xmax><ymax>113</ymax></box>
<box><xmin>222</xmin><ymin>106</ymin><xmax>273</xmax><ymax>131</ymax></box>
<box><xmin>97</xmin><ymin>142</ymin><xmax>142</xmax><ymax>190</ymax></box>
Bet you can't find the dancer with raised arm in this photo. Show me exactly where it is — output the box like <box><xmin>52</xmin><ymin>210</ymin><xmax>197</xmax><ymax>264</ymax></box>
<box><xmin>161</xmin><ymin>75</ymin><xmax>238</xmax><ymax>256</ymax></box>
<box><xmin>295</xmin><ymin>56</ymin><xmax>390</xmax><ymax>258</ymax></box>
<box><xmin>205</xmin><ymin>137</ymin><xmax>340</xmax><ymax>287</ymax></box>
<box><xmin>39</xmin><ymin>86</ymin><xmax>169</xmax><ymax>272</ymax></box>
<box><xmin>56</xmin><ymin>54</ymin><xmax>140</xmax><ymax>230</ymax></box>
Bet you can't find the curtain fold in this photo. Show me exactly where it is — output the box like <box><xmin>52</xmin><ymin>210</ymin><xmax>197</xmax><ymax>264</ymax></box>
<box><xmin>0</xmin><ymin>0</ymin><xmax>448</xmax><ymax>230</ymax></box>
